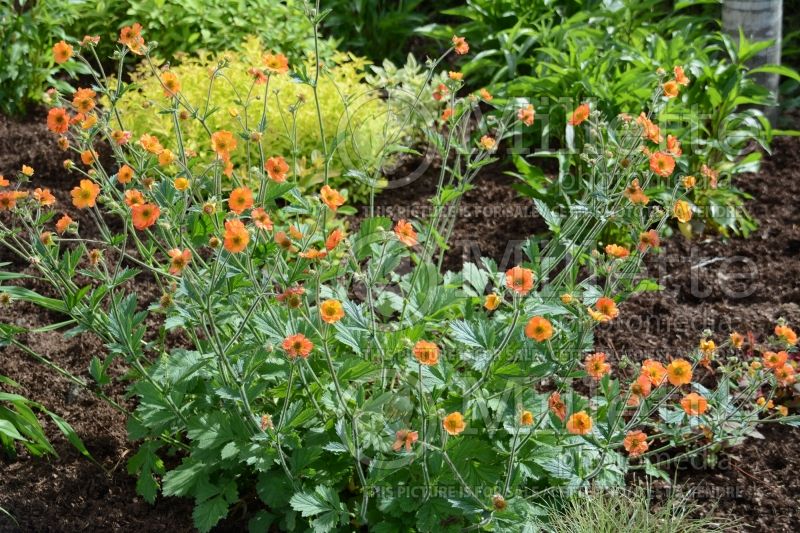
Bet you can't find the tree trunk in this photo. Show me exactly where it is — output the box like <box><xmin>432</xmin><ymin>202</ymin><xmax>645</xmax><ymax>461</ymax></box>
<box><xmin>722</xmin><ymin>0</ymin><xmax>783</xmax><ymax>119</ymax></box>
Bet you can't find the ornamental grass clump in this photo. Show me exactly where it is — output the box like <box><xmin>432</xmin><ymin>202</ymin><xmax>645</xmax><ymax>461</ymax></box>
<box><xmin>1</xmin><ymin>10</ymin><xmax>797</xmax><ymax>533</ymax></box>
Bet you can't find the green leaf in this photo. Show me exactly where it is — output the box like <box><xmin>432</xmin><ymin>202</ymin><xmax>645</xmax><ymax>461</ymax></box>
<box><xmin>193</xmin><ymin>496</ymin><xmax>229</xmax><ymax>533</ymax></box>
<box><xmin>162</xmin><ymin>461</ymin><xmax>205</xmax><ymax>497</ymax></box>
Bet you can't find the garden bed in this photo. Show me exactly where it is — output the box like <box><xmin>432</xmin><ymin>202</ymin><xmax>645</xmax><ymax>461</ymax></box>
<box><xmin>1</xmin><ymin>110</ymin><xmax>799</xmax><ymax>532</ymax></box>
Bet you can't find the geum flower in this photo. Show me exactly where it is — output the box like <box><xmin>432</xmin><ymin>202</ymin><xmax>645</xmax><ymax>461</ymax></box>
<box><xmin>167</xmin><ymin>248</ymin><xmax>191</xmax><ymax>275</ymax></box>
<box><xmin>413</xmin><ymin>340</ymin><xmax>440</xmax><ymax>366</ymax></box>
<box><xmin>282</xmin><ymin>333</ymin><xmax>313</xmax><ymax>359</ymax></box>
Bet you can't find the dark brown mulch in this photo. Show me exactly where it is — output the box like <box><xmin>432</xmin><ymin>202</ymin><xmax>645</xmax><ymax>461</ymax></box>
<box><xmin>1</xmin><ymin>108</ymin><xmax>799</xmax><ymax>532</ymax></box>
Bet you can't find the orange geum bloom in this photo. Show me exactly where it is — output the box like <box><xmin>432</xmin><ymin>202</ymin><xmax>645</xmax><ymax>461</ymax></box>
<box><xmin>588</xmin><ymin>296</ymin><xmax>619</xmax><ymax>322</ymax></box>
<box><xmin>21</xmin><ymin>165</ymin><xmax>34</xmax><ymax>177</ymax></box>
<box><xmin>167</xmin><ymin>248</ymin><xmax>191</xmax><ymax>275</ymax></box>
<box><xmin>452</xmin><ymin>35</ymin><xmax>469</xmax><ymax>55</ymax></box>
<box><xmin>47</xmin><ymin>108</ymin><xmax>69</xmax><ymax>134</ymax></box>
<box><xmin>320</xmin><ymin>185</ymin><xmax>345</xmax><ymax>211</ymax></box>
<box><xmin>442</xmin><ymin>412</ymin><xmax>466</xmax><ymax>436</ymax></box>
<box><xmin>119</xmin><ymin>23</ymin><xmax>145</xmax><ymax>54</ymax></box>
<box><xmin>484</xmin><ymin>293</ymin><xmax>501</xmax><ymax>311</ymax></box>
<box><xmin>605</xmin><ymin>244</ymin><xmax>630</xmax><ymax>259</ymax></box>
<box><xmin>548</xmin><ymin>392</ymin><xmax>566</xmax><ymax>421</ymax></box>
<box><xmin>505</xmin><ymin>265</ymin><xmax>534</xmax><ymax>295</ymax></box>
<box><xmin>432</xmin><ymin>83</ymin><xmax>448</xmax><ymax>101</ymax></box>
<box><xmin>228</xmin><ymin>186</ymin><xmax>254</xmax><ymax>214</ymax></box>
<box><xmin>729</xmin><ymin>331</ymin><xmax>744</xmax><ymax>349</ymax></box>
<box><xmin>585</xmin><ymin>352</ymin><xmax>611</xmax><ymax>380</ymax></box>
<box><xmin>649</xmin><ymin>151</ymin><xmax>675</xmax><ymax>177</ymax></box>
<box><xmin>325</xmin><ymin>228</ymin><xmax>343</xmax><ymax>251</ymax></box>
<box><xmin>627</xmin><ymin>373</ymin><xmax>652</xmax><ymax>406</ymax></box>
<box><xmin>282</xmin><ymin>333</ymin><xmax>313</xmax><ymax>359</ymax></box>
<box><xmin>568</xmin><ymin>103</ymin><xmax>590</xmax><ymax>126</ymax></box>
<box><xmin>682</xmin><ymin>175</ymin><xmax>696</xmax><ymax>189</ymax></box>
<box><xmin>525</xmin><ymin>316</ymin><xmax>554</xmax><ymax>342</ymax></box>
<box><xmin>624</xmin><ymin>179</ymin><xmax>649</xmax><ymax>205</ymax></box>
<box><xmin>174</xmin><ymin>177</ymin><xmax>190</xmax><ymax>191</ymax></box>
<box><xmin>448</xmin><ymin>71</ymin><xmax>463</xmax><ymax>81</ymax></box>
<box><xmin>223</xmin><ymin>218</ymin><xmax>249</xmax><ymax>253</ymax></box>
<box><xmin>681</xmin><ymin>392</ymin><xmax>708</xmax><ymax>416</ymax></box>
<box><xmin>71</xmin><ymin>179</ymin><xmax>100</xmax><ymax>209</ymax></box>
<box><xmin>0</xmin><ymin>191</ymin><xmax>26</xmax><ymax>210</ymax></box>
<box><xmin>157</xmin><ymin>149</ymin><xmax>175</xmax><ymax>166</ymax></box>
<box><xmin>775</xmin><ymin>324</ymin><xmax>798</xmax><ymax>345</ymax></box>
<box><xmin>139</xmin><ymin>133</ymin><xmax>164</xmax><ymax>154</ymax></box>
<box><xmin>80</xmin><ymin>149</ymin><xmax>97</xmax><ymax>166</ymax></box>
<box><xmin>33</xmin><ymin>188</ymin><xmax>56</xmax><ymax>207</ymax></box>
<box><xmin>320</xmin><ymin>299</ymin><xmax>345</xmax><ymax>324</ymax></box>
<box><xmin>638</xmin><ymin>229</ymin><xmax>660</xmax><ymax>252</ymax></box>
<box><xmin>566</xmin><ymin>411</ymin><xmax>592</xmax><ymax>435</ymax></box>
<box><xmin>701</xmin><ymin>164</ymin><xmax>719</xmax><ymax>188</ymax></box>
<box><xmin>263</xmin><ymin>52</ymin><xmax>289</xmax><ymax>74</ymax></box>
<box><xmin>161</xmin><ymin>71</ymin><xmax>181</xmax><ymax>97</ymax></box>
<box><xmin>673</xmin><ymin>200</ymin><xmax>692</xmax><ymax>223</ymax></box>
<box><xmin>277</xmin><ymin>286</ymin><xmax>304</xmax><ymax>308</ymax></box>
<box><xmin>642</xmin><ymin>359</ymin><xmax>667</xmax><ymax>387</ymax></box>
<box><xmin>124</xmin><ymin>189</ymin><xmax>144</xmax><ymax>207</ymax></box>
<box><xmin>72</xmin><ymin>88</ymin><xmax>97</xmax><ymax>114</ymax></box>
<box><xmin>479</xmin><ymin>135</ymin><xmax>497</xmax><ymax>151</ymax></box>
<box><xmin>392</xmin><ymin>429</ymin><xmax>419</xmax><ymax>452</ymax></box>
<box><xmin>666</xmin><ymin>134</ymin><xmax>682</xmax><ymax>157</ymax></box>
<box><xmin>636</xmin><ymin>113</ymin><xmax>662</xmax><ymax>143</ymax></box>
<box><xmin>394</xmin><ymin>219</ymin><xmax>417</xmax><ymax>247</ymax></box>
<box><xmin>80</xmin><ymin>114</ymin><xmax>97</xmax><ymax>130</ymax></box>
<box><xmin>55</xmin><ymin>214</ymin><xmax>74</xmax><ymax>235</ymax></box>
<box><xmin>662</xmin><ymin>80</ymin><xmax>679</xmax><ymax>98</ymax></box>
<box><xmin>300</xmin><ymin>247</ymin><xmax>327</xmax><ymax>261</ymax></box>
<box><xmin>52</xmin><ymin>40</ymin><xmax>73</xmax><ymax>63</ymax></box>
<box><xmin>131</xmin><ymin>203</ymin><xmax>160</xmax><ymax>230</ymax></box>
<box><xmin>623</xmin><ymin>430</ymin><xmax>649</xmax><ymax>457</ymax></box>
<box><xmin>40</xmin><ymin>231</ymin><xmax>54</xmax><ymax>246</ymax></box>
<box><xmin>763</xmin><ymin>350</ymin><xmax>788</xmax><ymax>369</ymax></box>
<box><xmin>520</xmin><ymin>410</ymin><xmax>534</xmax><ymax>426</ymax></box>
<box><xmin>413</xmin><ymin>340</ymin><xmax>440</xmax><ymax>366</ymax></box>
<box><xmin>674</xmin><ymin>65</ymin><xmax>690</xmax><ymax>86</ymax></box>
<box><xmin>251</xmin><ymin>208</ymin><xmax>273</xmax><ymax>231</ymax></box>
<box><xmin>211</xmin><ymin>130</ymin><xmax>237</xmax><ymax>158</ymax></box>
<box><xmin>440</xmin><ymin>107</ymin><xmax>453</xmax><ymax>122</ymax></box>
<box><xmin>518</xmin><ymin>104</ymin><xmax>535</xmax><ymax>126</ymax></box>
<box><xmin>700</xmin><ymin>339</ymin><xmax>716</xmax><ymax>356</ymax></box>
<box><xmin>666</xmin><ymin>358</ymin><xmax>693</xmax><ymax>386</ymax></box>
<box><xmin>111</xmin><ymin>130</ymin><xmax>132</xmax><ymax>145</ymax></box>
<box><xmin>265</xmin><ymin>155</ymin><xmax>289</xmax><ymax>182</ymax></box>
<box><xmin>0</xmin><ymin>175</ymin><xmax>8</xmax><ymax>187</ymax></box>
<box><xmin>479</xmin><ymin>88</ymin><xmax>493</xmax><ymax>101</ymax></box>
<box><xmin>775</xmin><ymin>363</ymin><xmax>797</xmax><ymax>386</ymax></box>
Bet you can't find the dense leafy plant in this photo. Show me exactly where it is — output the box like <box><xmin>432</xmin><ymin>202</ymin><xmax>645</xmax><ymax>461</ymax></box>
<box><xmin>0</xmin><ymin>0</ymin><xmax>88</xmax><ymax>114</ymax></box>
<box><xmin>2</xmin><ymin>18</ymin><xmax>798</xmax><ymax>533</ymax></box>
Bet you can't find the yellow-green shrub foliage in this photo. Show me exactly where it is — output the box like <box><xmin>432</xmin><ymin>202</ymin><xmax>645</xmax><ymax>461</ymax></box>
<box><xmin>115</xmin><ymin>37</ymin><xmax>397</xmax><ymax>200</ymax></box>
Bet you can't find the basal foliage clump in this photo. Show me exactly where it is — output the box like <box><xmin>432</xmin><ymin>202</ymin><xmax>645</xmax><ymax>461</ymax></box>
<box><xmin>1</xmin><ymin>7</ymin><xmax>798</xmax><ymax>533</ymax></box>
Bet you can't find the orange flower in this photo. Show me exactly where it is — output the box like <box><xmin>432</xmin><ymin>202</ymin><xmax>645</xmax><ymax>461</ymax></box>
<box><xmin>0</xmin><ymin>175</ymin><xmax>8</xmax><ymax>187</ymax></box>
<box><xmin>662</xmin><ymin>80</ymin><xmax>679</xmax><ymax>98</ymax></box>
<box><xmin>520</xmin><ymin>410</ymin><xmax>534</xmax><ymax>426</ymax></box>
<box><xmin>440</xmin><ymin>107</ymin><xmax>453</xmax><ymax>122</ymax></box>
<box><xmin>413</xmin><ymin>340</ymin><xmax>440</xmax><ymax>366</ymax></box>
<box><xmin>174</xmin><ymin>177</ymin><xmax>190</xmax><ymax>191</ymax></box>
<box><xmin>775</xmin><ymin>325</ymin><xmax>798</xmax><ymax>345</ymax></box>
<box><xmin>72</xmin><ymin>88</ymin><xmax>96</xmax><ymax>114</ymax></box>
<box><xmin>299</xmin><ymin>248</ymin><xmax>328</xmax><ymax>260</ymax></box>
<box><xmin>167</xmin><ymin>248</ymin><xmax>191</xmax><ymax>275</ymax></box>
<box><xmin>479</xmin><ymin>135</ymin><xmax>497</xmax><ymax>151</ymax></box>
<box><xmin>452</xmin><ymin>35</ymin><xmax>469</xmax><ymax>55</ymax></box>
<box><xmin>161</xmin><ymin>71</ymin><xmax>181</xmax><ymax>97</ymax></box>
<box><xmin>21</xmin><ymin>165</ymin><xmax>34</xmax><ymax>177</ymax></box>
<box><xmin>251</xmin><ymin>208</ymin><xmax>273</xmax><ymax>231</ymax></box>
<box><xmin>114</xmin><ymin>165</ymin><xmax>133</xmax><ymax>184</ymax></box>
<box><xmin>566</xmin><ymin>411</ymin><xmax>592</xmax><ymax>435</ymax></box>
<box><xmin>775</xmin><ymin>363</ymin><xmax>797</xmax><ymax>386</ymax></box>
<box><xmin>432</xmin><ymin>83</ymin><xmax>448</xmax><ymax>101</ymax></box>
<box><xmin>139</xmin><ymin>133</ymin><xmax>163</xmax><ymax>154</ymax></box>
<box><xmin>484</xmin><ymin>293</ymin><xmax>501</xmax><ymax>311</ymax></box>
<box><xmin>111</xmin><ymin>130</ymin><xmax>132</xmax><ymax>145</ymax></box>
<box><xmin>325</xmin><ymin>228</ymin><xmax>343</xmax><ymax>251</ymax></box>
<box><xmin>525</xmin><ymin>316</ymin><xmax>553</xmax><ymax>342</ymax></box>
<box><xmin>277</xmin><ymin>286</ymin><xmax>304</xmax><ymax>308</ymax></box>
<box><xmin>699</xmin><ymin>339</ymin><xmax>716</xmax><ymax>356</ymax></box>
<box><xmin>623</xmin><ymin>430</ymin><xmax>649</xmax><ymax>457</ymax></box>
<box><xmin>119</xmin><ymin>23</ymin><xmax>145</xmax><ymax>54</ymax></box>
<box><xmin>517</xmin><ymin>104</ymin><xmax>535</xmax><ymax>126</ymax></box>
<box><xmin>585</xmin><ymin>352</ymin><xmax>611</xmax><ymax>380</ymax></box>
<box><xmin>320</xmin><ymin>185</ymin><xmax>345</xmax><ymax>211</ymax></box>
<box><xmin>442</xmin><ymin>412</ymin><xmax>466</xmax><ymax>436</ymax></box>
<box><xmin>763</xmin><ymin>350</ymin><xmax>788</xmax><ymax>369</ymax></box>
<box><xmin>638</xmin><ymin>229</ymin><xmax>660</xmax><ymax>252</ymax></box>
<box><xmin>80</xmin><ymin>149</ymin><xmax>96</xmax><ymax>166</ymax></box>
<box><xmin>478</xmin><ymin>88</ymin><xmax>493</xmax><ymax>101</ymax></box>
<box><xmin>505</xmin><ymin>265</ymin><xmax>534</xmax><ymax>295</ymax></box>
<box><xmin>157</xmin><ymin>149</ymin><xmax>174</xmax><ymax>166</ymax></box>
<box><xmin>228</xmin><ymin>186</ymin><xmax>254</xmax><ymax>214</ymax></box>
<box><xmin>448</xmin><ymin>71</ymin><xmax>463</xmax><ymax>81</ymax></box>
<box><xmin>392</xmin><ymin>429</ymin><xmax>419</xmax><ymax>452</ymax></box>
<box><xmin>47</xmin><ymin>108</ymin><xmax>69</xmax><ymax>134</ymax></box>
<box><xmin>131</xmin><ymin>203</ymin><xmax>160</xmax><ymax>230</ymax></box>
<box><xmin>729</xmin><ymin>331</ymin><xmax>744</xmax><ymax>349</ymax></box>
<box><xmin>124</xmin><ymin>189</ymin><xmax>144</xmax><ymax>207</ymax></box>
<box><xmin>0</xmin><ymin>191</ymin><xmax>25</xmax><ymax>210</ymax></box>
<box><xmin>673</xmin><ymin>200</ymin><xmax>692</xmax><ymax>223</ymax></box>
<box><xmin>394</xmin><ymin>219</ymin><xmax>417</xmax><ymax>246</ymax></box>
<box><xmin>568</xmin><ymin>103</ymin><xmax>590</xmax><ymax>126</ymax></box>
<box><xmin>223</xmin><ymin>218</ymin><xmax>250</xmax><ymax>253</ymax></box>
<box><xmin>52</xmin><ymin>40</ymin><xmax>73</xmax><ymax>63</ymax></box>
<box><xmin>636</xmin><ymin>113</ymin><xmax>662</xmax><ymax>143</ymax></box>
<box><xmin>666</xmin><ymin>134</ymin><xmax>682</xmax><ymax>157</ymax></box>
<box><xmin>55</xmin><ymin>214</ymin><xmax>73</xmax><ymax>234</ymax></box>
<box><xmin>628</xmin><ymin>373</ymin><xmax>652</xmax><ymax>406</ymax></box>
<box><xmin>649</xmin><ymin>151</ymin><xmax>675</xmax><ymax>177</ymax></box>
<box><xmin>624</xmin><ymin>179</ymin><xmax>649</xmax><ymax>205</ymax></box>
<box><xmin>681</xmin><ymin>392</ymin><xmax>708</xmax><ymax>416</ymax></box>
<box><xmin>211</xmin><ymin>130</ymin><xmax>237</xmax><ymax>159</ymax></box>
<box><xmin>674</xmin><ymin>65</ymin><xmax>690</xmax><ymax>86</ymax></box>
<box><xmin>548</xmin><ymin>392</ymin><xmax>566</xmax><ymax>421</ymax></box>
<box><xmin>264</xmin><ymin>155</ymin><xmax>289</xmax><ymax>182</ymax></box>
<box><xmin>642</xmin><ymin>359</ymin><xmax>667</xmax><ymax>387</ymax></box>
<box><xmin>320</xmin><ymin>299</ymin><xmax>345</xmax><ymax>324</ymax></box>
<box><xmin>80</xmin><ymin>114</ymin><xmax>97</xmax><ymax>130</ymax></box>
<box><xmin>263</xmin><ymin>52</ymin><xmax>289</xmax><ymax>74</ymax></box>
<box><xmin>666</xmin><ymin>358</ymin><xmax>693</xmax><ymax>386</ymax></box>
<box><xmin>71</xmin><ymin>179</ymin><xmax>100</xmax><ymax>209</ymax></box>
<box><xmin>282</xmin><ymin>333</ymin><xmax>313</xmax><ymax>358</ymax></box>
<box><xmin>33</xmin><ymin>188</ymin><xmax>56</xmax><ymax>207</ymax></box>
<box><xmin>588</xmin><ymin>296</ymin><xmax>619</xmax><ymax>322</ymax></box>
<box><xmin>605</xmin><ymin>244</ymin><xmax>630</xmax><ymax>259</ymax></box>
